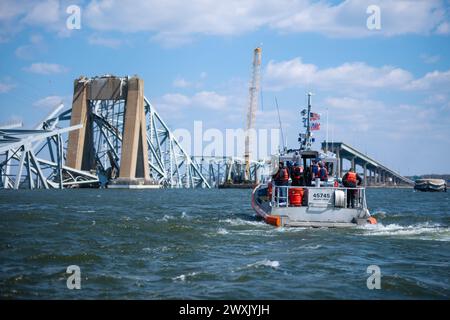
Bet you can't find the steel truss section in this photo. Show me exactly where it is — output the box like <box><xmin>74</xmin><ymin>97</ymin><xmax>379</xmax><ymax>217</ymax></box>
<box><xmin>0</xmin><ymin>125</ymin><xmax>99</xmax><ymax>189</ymax></box>
<box><xmin>11</xmin><ymin>95</ymin><xmax>211</xmax><ymax>189</ymax></box>
<box><xmin>191</xmin><ymin>156</ymin><xmax>269</xmax><ymax>187</ymax></box>
<box><xmin>144</xmin><ymin>98</ymin><xmax>210</xmax><ymax>188</ymax></box>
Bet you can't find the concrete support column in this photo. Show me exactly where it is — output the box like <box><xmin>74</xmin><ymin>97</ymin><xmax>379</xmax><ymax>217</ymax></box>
<box><xmin>351</xmin><ymin>157</ymin><xmax>355</xmax><ymax>171</ymax></box>
<box><xmin>66</xmin><ymin>78</ymin><xmax>94</xmax><ymax>171</ymax></box>
<box><xmin>119</xmin><ymin>77</ymin><xmax>150</xmax><ymax>180</ymax></box>
<box><xmin>363</xmin><ymin>163</ymin><xmax>367</xmax><ymax>187</ymax></box>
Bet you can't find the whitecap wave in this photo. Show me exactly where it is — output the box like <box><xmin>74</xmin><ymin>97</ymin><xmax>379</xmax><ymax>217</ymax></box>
<box><xmin>172</xmin><ymin>272</ymin><xmax>198</xmax><ymax>282</ymax></box>
<box><xmin>220</xmin><ymin>218</ymin><xmax>266</xmax><ymax>227</ymax></box>
<box><xmin>217</xmin><ymin>228</ymin><xmax>229</xmax><ymax>235</ymax></box>
<box><xmin>301</xmin><ymin>244</ymin><xmax>322</xmax><ymax>250</ymax></box>
<box><xmin>160</xmin><ymin>214</ymin><xmax>175</xmax><ymax>222</ymax></box>
<box><xmin>247</xmin><ymin>259</ymin><xmax>280</xmax><ymax>269</ymax></box>
<box><xmin>359</xmin><ymin>222</ymin><xmax>450</xmax><ymax>241</ymax></box>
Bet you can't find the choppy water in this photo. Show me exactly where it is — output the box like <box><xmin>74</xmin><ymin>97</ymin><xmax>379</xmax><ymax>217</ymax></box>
<box><xmin>0</xmin><ymin>188</ymin><xmax>449</xmax><ymax>299</ymax></box>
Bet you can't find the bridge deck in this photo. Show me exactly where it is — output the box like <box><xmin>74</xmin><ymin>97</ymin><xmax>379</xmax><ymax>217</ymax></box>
<box><xmin>322</xmin><ymin>141</ymin><xmax>414</xmax><ymax>185</ymax></box>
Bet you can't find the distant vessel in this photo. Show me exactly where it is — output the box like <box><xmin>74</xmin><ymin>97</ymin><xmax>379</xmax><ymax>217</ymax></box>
<box><xmin>414</xmin><ymin>179</ymin><xmax>447</xmax><ymax>192</ymax></box>
<box><xmin>251</xmin><ymin>93</ymin><xmax>377</xmax><ymax>228</ymax></box>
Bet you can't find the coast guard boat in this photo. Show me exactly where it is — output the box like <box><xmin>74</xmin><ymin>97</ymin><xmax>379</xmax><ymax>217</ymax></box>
<box><xmin>251</xmin><ymin>93</ymin><xmax>377</xmax><ymax>228</ymax></box>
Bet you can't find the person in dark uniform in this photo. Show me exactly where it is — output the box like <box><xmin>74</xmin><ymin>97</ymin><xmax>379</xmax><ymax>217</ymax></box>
<box><xmin>311</xmin><ymin>160</ymin><xmax>319</xmax><ymax>179</ymax></box>
<box><xmin>342</xmin><ymin>168</ymin><xmax>363</xmax><ymax>208</ymax></box>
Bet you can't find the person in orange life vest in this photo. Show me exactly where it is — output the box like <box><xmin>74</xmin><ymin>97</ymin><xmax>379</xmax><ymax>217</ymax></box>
<box><xmin>272</xmin><ymin>161</ymin><xmax>289</xmax><ymax>204</ymax></box>
<box><xmin>318</xmin><ymin>162</ymin><xmax>328</xmax><ymax>182</ymax></box>
<box><xmin>291</xmin><ymin>162</ymin><xmax>304</xmax><ymax>186</ymax></box>
<box><xmin>342</xmin><ymin>168</ymin><xmax>362</xmax><ymax>208</ymax></box>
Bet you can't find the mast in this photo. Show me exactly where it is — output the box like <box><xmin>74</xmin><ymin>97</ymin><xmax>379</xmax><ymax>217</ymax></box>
<box><xmin>306</xmin><ymin>92</ymin><xmax>312</xmax><ymax>150</ymax></box>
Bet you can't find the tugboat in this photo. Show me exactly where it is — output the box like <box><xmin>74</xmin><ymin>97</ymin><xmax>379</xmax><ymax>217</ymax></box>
<box><xmin>251</xmin><ymin>93</ymin><xmax>377</xmax><ymax>228</ymax></box>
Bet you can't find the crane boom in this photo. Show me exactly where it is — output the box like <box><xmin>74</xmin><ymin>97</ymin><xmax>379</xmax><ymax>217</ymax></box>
<box><xmin>244</xmin><ymin>47</ymin><xmax>262</xmax><ymax>181</ymax></box>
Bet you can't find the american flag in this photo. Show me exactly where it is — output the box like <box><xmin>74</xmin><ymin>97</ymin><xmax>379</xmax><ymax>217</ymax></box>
<box><xmin>310</xmin><ymin>112</ymin><xmax>320</xmax><ymax>121</ymax></box>
<box><xmin>310</xmin><ymin>122</ymin><xmax>320</xmax><ymax>131</ymax></box>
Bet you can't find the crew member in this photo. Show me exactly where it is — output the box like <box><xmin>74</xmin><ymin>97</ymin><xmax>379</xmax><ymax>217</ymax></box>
<box><xmin>272</xmin><ymin>161</ymin><xmax>289</xmax><ymax>205</ymax></box>
<box><xmin>311</xmin><ymin>160</ymin><xmax>319</xmax><ymax>179</ymax></box>
<box><xmin>342</xmin><ymin>168</ymin><xmax>363</xmax><ymax>208</ymax></box>
<box><xmin>318</xmin><ymin>162</ymin><xmax>328</xmax><ymax>182</ymax></box>
<box><xmin>291</xmin><ymin>162</ymin><xmax>304</xmax><ymax>186</ymax></box>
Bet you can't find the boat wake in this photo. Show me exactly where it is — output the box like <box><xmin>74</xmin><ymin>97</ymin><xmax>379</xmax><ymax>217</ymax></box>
<box><xmin>220</xmin><ymin>218</ymin><xmax>267</xmax><ymax>227</ymax></box>
<box><xmin>359</xmin><ymin>222</ymin><xmax>450</xmax><ymax>241</ymax></box>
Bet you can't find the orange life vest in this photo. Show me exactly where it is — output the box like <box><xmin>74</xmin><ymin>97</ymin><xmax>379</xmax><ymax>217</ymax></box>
<box><xmin>292</xmin><ymin>166</ymin><xmax>303</xmax><ymax>180</ymax></box>
<box><xmin>275</xmin><ymin>168</ymin><xmax>289</xmax><ymax>182</ymax></box>
<box><xmin>346</xmin><ymin>172</ymin><xmax>357</xmax><ymax>184</ymax></box>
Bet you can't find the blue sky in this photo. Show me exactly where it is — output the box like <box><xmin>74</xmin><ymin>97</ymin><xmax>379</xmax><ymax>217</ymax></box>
<box><xmin>0</xmin><ymin>0</ymin><xmax>449</xmax><ymax>175</ymax></box>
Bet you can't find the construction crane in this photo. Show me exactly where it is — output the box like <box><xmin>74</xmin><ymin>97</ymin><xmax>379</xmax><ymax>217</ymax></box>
<box><xmin>244</xmin><ymin>47</ymin><xmax>262</xmax><ymax>181</ymax></box>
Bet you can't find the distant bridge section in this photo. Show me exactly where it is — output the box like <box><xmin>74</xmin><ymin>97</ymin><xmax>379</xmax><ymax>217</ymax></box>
<box><xmin>322</xmin><ymin>141</ymin><xmax>414</xmax><ymax>186</ymax></box>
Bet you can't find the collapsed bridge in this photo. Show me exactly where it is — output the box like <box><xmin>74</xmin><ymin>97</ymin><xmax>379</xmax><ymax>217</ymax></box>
<box><xmin>1</xmin><ymin>75</ymin><xmax>210</xmax><ymax>189</ymax></box>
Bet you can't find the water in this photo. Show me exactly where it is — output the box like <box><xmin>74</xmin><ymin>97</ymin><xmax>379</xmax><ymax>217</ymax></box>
<box><xmin>0</xmin><ymin>188</ymin><xmax>449</xmax><ymax>299</ymax></box>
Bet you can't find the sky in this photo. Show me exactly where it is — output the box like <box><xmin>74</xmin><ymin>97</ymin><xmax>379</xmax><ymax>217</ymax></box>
<box><xmin>0</xmin><ymin>0</ymin><xmax>449</xmax><ymax>176</ymax></box>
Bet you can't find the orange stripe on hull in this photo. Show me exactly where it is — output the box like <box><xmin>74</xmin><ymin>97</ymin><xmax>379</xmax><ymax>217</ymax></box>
<box><xmin>265</xmin><ymin>215</ymin><xmax>281</xmax><ymax>227</ymax></box>
<box><xmin>367</xmin><ymin>217</ymin><xmax>377</xmax><ymax>224</ymax></box>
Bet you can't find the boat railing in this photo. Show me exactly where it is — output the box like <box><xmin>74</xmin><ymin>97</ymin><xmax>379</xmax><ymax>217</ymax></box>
<box><xmin>271</xmin><ymin>185</ymin><xmax>367</xmax><ymax>210</ymax></box>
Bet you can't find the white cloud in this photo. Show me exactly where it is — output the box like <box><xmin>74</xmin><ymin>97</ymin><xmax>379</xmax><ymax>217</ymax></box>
<box><xmin>320</xmin><ymin>96</ymin><xmax>448</xmax><ymax>144</ymax></box>
<box><xmin>82</xmin><ymin>0</ymin><xmax>450</xmax><ymax>43</ymax></box>
<box><xmin>264</xmin><ymin>56</ymin><xmax>450</xmax><ymax>98</ymax></box>
<box><xmin>88</xmin><ymin>34</ymin><xmax>123</xmax><ymax>48</ymax></box>
<box><xmin>33</xmin><ymin>95</ymin><xmax>65</xmax><ymax>108</ymax></box>
<box><xmin>406</xmin><ymin>70</ymin><xmax>450</xmax><ymax>91</ymax></box>
<box><xmin>84</xmin><ymin>0</ymin><xmax>278</xmax><ymax>35</ymax></box>
<box><xmin>15</xmin><ymin>34</ymin><xmax>46</xmax><ymax>59</ymax></box>
<box><xmin>172</xmin><ymin>77</ymin><xmax>192</xmax><ymax>88</ymax></box>
<box><xmin>24</xmin><ymin>62</ymin><xmax>69</xmax><ymax>75</ymax></box>
<box><xmin>436</xmin><ymin>21</ymin><xmax>450</xmax><ymax>35</ymax></box>
<box><xmin>272</xmin><ymin>0</ymin><xmax>448</xmax><ymax>37</ymax></box>
<box><xmin>159</xmin><ymin>93</ymin><xmax>191</xmax><ymax>107</ymax></box>
<box><xmin>158</xmin><ymin>91</ymin><xmax>230</xmax><ymax>111</ymax></box>
<box><xmin>150</xmin><ymin>32</ymin><xmax>194</xmax><ymax>48</ymax></box>
<box><xmin>172</xmin><ymin>74</ymin><xmax>207</xmax><ymax>88</ymax></box>
<box><xmin>192</xmin><ymin>91</ymin><xmax>228</xmax><ymax>110</ymax></box>
<box><xmin>0</xmin><ymin>81</ymin><xmax>15</xmax><ymax>93</ymax></box>
<box><xmin>0</xmin><ymin>0</ymin><xmax>78</xmax><ymax>41</ymax></box>
<box><xmin>21</xmin><ymin>0</ymin><xmax>60</xmax><ymax>26</ymax></box>
<box><xmin>265</xmin><ymin>57</ymin><xmax>414</xmax><ymax>91</ymax></box>
<box><xmin>420</xmin><ymin>54</ymin><xmax>441</xmax><ymax>64</ymax></box>
<box><xmin>0</xmin><ymin>0</ymin><xmax>448</xmax><ymax>44</ymax></box>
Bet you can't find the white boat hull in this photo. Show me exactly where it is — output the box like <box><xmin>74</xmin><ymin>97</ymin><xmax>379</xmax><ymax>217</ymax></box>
<box><xmin>252</xmin><ymin>184</ymin><xmax>376</xmax><ymax>228</ymax></box>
